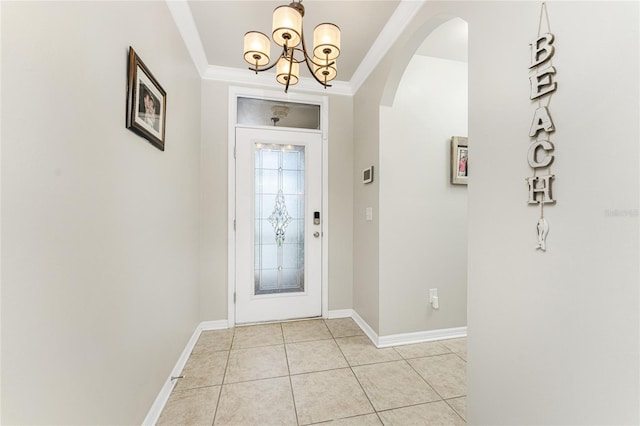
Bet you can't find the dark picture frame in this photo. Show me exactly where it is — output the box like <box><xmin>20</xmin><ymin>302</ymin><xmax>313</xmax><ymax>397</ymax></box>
<box><xmin>451</xmin><ymin>136</ymin><xmax>468</xmax><ymax>185</ymax></box>
<box><xmin>126</xmin><ymin>47</ymin><xmax>166</xmax><ymax>151</ymax></box>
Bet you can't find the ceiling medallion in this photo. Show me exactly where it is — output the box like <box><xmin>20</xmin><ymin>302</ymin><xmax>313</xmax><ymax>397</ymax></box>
<box><xmin>243</xmin><ymin>0</ymin><xmax>341</xmax><ymax>92</ymax></box>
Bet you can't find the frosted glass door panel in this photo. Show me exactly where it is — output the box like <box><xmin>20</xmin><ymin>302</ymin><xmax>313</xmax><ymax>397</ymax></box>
<box><xmin>254</xmin><ymin>144</ymin><xmax>305</xmax><ymax>295</ymax></box>
<box><xmin>237</xmin><ymin>97</ymin><xmax>320</xmax><ymax>129</ymax></box>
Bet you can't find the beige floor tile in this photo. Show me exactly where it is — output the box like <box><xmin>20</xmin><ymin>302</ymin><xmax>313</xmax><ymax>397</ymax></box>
<box><xmin>192</xmin><ymin>328</ymin><xmax>234</xmax><ymax>354</ymax></box>
<box><xmin>352</xmin><ymin>360</ymin><xmax>440</xmax><ymax>411</ymax></box>
<box><xmin>335</xmin><ymin>336</ymin><xmax>402</xmax><ymax>366</ymax></box>
<box><xmin>232</xmin><ymin>323</ymin><xmax>283</xmax><ymax>349</ymax></box>
<box><xmin>286</xmin><ymin>339</ymin><xmax>348</xmax><ymax>375</ymax></box>
<box><xmin>442</xmin><ymin>338</ymin><xmax>467</xmax><ymax>360</ymax></box>
<box><xmin>393</xmin><ymin>341</ymin><xmax>451</xmax><ymax>359</ymax></box>
<box><xmin>225</xmin><ymin>344</ymin><xmax>288</xmax><ymax>383</ymax></box>
<box><xmin>282</xmin><ymin>319</ymin><xmax>333</xmax><ymax>343</ymax></box>
<box><xmin>291</xmin><ymin>368</ymin><xmax>374</xmax><ymax>425</ymax></box>
<box><xmin>408</xmin><ymin>354</ymin><xmax>467</xmax><ymax>399</ymax></box>
<box><xmin>447</xmin><ymin>396</ymin><xmax>467</xmax><ymax>421</ymax></box>
<box><xmin>377</xmin><ymin>401</ymin><xmax>465</xmax><ymax>425</ymax></box>
<box><xmin>175</xmin><ymin>350</ymin><xmax>228</xmax><ymax>390</ymax></box>
<box><xmin>157</xmin><ymin>386</ymin><xmax>219</xmax><ymax>426</ymax></box>
<box><xmin>324</xmin><ymin>318</ymin><xmax>365</xmax><ymax>338</ymax></box>
<box><xmin>319</xmin><ymin>413</ymin><xmax>383</xmax><ymax>425</ymax></box>
<box><xmin>214</xmin><ymin>377</ymin><xmax>297</xmax><ymax>426</ymax></box>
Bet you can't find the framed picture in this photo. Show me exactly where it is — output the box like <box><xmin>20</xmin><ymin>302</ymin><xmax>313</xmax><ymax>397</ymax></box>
<box><xmin>126</xmin><ymin>47</ymin><xmax>166</xmax><ymax>151</ymax></box>
<box><xmin>451</xmin><ymin>136</ymin><xmax>468</xmax><ymax>185</ymax></box>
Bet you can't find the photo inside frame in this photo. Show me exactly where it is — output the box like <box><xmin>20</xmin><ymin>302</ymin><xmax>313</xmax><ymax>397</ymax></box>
<box><xmin>138</xmin><ymin>83</ymin><xmax>160</xmax><ymax>132</ymax></box>
<box><xmin>134</xmin><ymin>66</ymin><xmax>163</xmax><ymax>137</ymax></box>
<box><xmin>457</xmin><ymin>147</ymin><xmax>468</xmax><ymax>177</ymax></box>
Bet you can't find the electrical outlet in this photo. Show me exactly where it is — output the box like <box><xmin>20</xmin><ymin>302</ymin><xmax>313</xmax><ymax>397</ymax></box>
<box><xmin>429</xmin><ymin>288</ymin><xmax>439</xmax><ymax>309</ymax></box>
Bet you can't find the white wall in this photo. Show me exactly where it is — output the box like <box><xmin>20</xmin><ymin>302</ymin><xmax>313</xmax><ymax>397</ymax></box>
<box><xmin>1</xmin><ymin>2</ymin><xmax>202</xmax><ymax>424</ymax></box>
<box><xmin>200</xmin><ymin>81</ymin><xmax>229</xmax><ymax>320</ymax></box>
<box><xmin>379</xmin><ymin>55</ymin><xmax>467</xmax><ymax>336</ymax></box>
<box><xmin>353</xmin><ymin>0</ymin><xmax>639</xmax><ymax>423</ymax></box>
<box><xmin>465</xmin><ymin>2</ymin><xmax>639</xmax><ymax>423</ymax></box>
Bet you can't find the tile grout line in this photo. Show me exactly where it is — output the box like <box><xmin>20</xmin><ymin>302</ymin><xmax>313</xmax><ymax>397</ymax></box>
<box><xmin>211</xmin><ymin>327</ymin><xmax>236</xmax><ymax>426</ymax></box>
<box><xmin>281</xmin><ymin>324</ymin><xmax>303</xmax><ymax>426</ymax></box>
<box><xmin>405</xmin><ymin>355</ymin><xmax>449</xmax><ymax>402</ymax></box>
<box><xmin>333</xmin><ymin>332</ymin><xmax>381</xmax><ymax>423</ymax></box>
<box><xmin>442</xmin><ymin>396</ymin><xmax>467</xmax><ymax>423</ymax></box>
<box><xmin>404</xmin><ymin>351</ymin><xmax>468</xmax><ymax>420</ymax></box>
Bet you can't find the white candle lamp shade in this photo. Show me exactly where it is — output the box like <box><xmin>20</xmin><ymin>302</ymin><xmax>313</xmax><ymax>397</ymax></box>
<box><xmin>313</xmin><ymin>23</ymin><xmax>340</xmax><ymax>61</ymax></box>
<box><xmin>276</xmin><ymin>57</ymin><xmax>299</xmax><ymax>86</ymax></box>
<box><xmin>272</xmin><ymin>5</ymin><xmax>302</xmax><ymax>48</ymax></box>
<box><xmin>313</xmin><ymin>57</ymin><xmax>337</xmax><ymax>83</ymax></box>
<box><xmin>243</xmin><ymin>32</ymin><xmax>271</xmax><ymax>66</ymax></box>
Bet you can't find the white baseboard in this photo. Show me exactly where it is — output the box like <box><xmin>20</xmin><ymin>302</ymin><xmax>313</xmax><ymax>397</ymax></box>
<box><xmin>142</xmin><ymin>320</ymin><xmax>230</xmax><ymax>425</ymax></box>
<box><xmin>377</xmin><ymin>326</ymin><xmax>467</xmax><ymax>348</ymax></box>
<box><xmin>200</xmin><ymin>320</ymin><xmax>230</xmax><ymax>331</ymax></box>
<box><xmin>350</xmin><ymin>310</ymin><xmax>381</xmax><ymax>347</ymax></box>
<box><xmin>333</xmin><ymin>310</ymin><xmax>467</xmax><ymax>349</ymax></box>
<box><xmin>324</xmin><ymin>309</ymin><xmax>354</xmax><ymax>319</ymax></box>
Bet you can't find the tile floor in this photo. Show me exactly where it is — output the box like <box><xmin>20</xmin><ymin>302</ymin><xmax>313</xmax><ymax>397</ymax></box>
<box><xmin>157</xmin><ymin>318</ymin><xmax>467</xmax><ymax>425</ymax></box>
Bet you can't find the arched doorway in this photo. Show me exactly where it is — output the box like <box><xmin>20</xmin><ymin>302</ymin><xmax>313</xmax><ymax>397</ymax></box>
<box><xmin>378</xmin><ymin>17</ymin><xmax>469</xmax><ymax>337</ymax></box>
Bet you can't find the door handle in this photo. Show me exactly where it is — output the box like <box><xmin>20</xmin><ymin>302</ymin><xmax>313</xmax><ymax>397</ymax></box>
<box><xmin>313</xmin><ymin>232</ymin><xmax>320</xmax><ymax>238</ymax></box>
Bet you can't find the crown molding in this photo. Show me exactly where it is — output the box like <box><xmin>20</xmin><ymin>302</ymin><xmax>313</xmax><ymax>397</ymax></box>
<box><xmin>166</xmin><ymin>0</ymin><xmax>423</xmax><ymax>96</ymax></box>
<box><xmin>349</xmin><ymin>0</ymin><xmax>426</xmax><ymax>94</ymax></box>
<box><xmin>165</xmin><ymin>0</ymin><xmax>209</xmax><ymax>77</ymax></box>
<box><xmin>205</xmin><ymin>65</ymin><xmax>354</xmax><ymax>96</ymax></box>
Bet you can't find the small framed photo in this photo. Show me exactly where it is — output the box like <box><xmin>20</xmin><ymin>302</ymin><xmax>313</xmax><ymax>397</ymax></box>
<box><xmin>363</xmin><ymin>166</ymin><xmax>374</xmax><ymax>184</ymax></box>
<box><xmin>126</xmin><ymin>47</ymin><xmax>166</xmax><ymax>151</ymax></box>
<box><xmin>451</xmin><ymin>136</ymin><xmax>468</xmax><ymax>185</ymax></box>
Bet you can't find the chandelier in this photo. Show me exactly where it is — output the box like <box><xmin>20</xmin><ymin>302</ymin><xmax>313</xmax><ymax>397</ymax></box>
<box><xmin>243</xmin><ymin>0</ymin><xmax>341</xmax><ymax>93</ymax></box>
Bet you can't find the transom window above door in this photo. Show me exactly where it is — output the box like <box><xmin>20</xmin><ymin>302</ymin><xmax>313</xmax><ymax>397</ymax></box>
<box><xmin>237</xmin><ymin>97</ymin><xmax>321</xmax><ymax>130</ymax></box>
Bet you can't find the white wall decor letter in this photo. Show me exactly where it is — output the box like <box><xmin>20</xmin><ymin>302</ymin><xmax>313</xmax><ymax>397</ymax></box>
<box><xmin>529</xmin><ymin>106</ymin><xmax>555</xmax><ymax>136</ymax></box>
<box><xmin>529</xmin><ymin>65</ymin><xmax>557</xmax><ymax>100</ymax></box>
<box><xmin>526</xmin><ymin>175</ymin><xmax>555</xmax><ymax>205</ymax></box>
<box><xmin>529</xmin><ymin>33</ymin><xmax>555</xmax><ymax>68</ymax></box>
<box><xmin>527</xmin><ymin>140</ymin><xmax>555</xmax><ymax>168</ymax></box>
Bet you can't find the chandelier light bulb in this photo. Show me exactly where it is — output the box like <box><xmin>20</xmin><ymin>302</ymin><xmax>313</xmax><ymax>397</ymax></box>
<box><xmin>243</xmin><ymin>32</ymin><xmax>271</xmax><ymax>67</ymax></box>
<box><xmin>313</xmin><ymin>57</ymin><xmax>337</xmax><ymax>83</ymax></box>
<box><xmin>272</xmin><ymin>5</ymin><xmax>302</xmax><ymax>48</ymax></box>
<box><xmin>313</xmin><ymin>23</ymin><xmax>340</xmax><ymax>61</ymax></box>
<box><xmin>276</xmin><ymin>57</ymin><xmax>299</xmax><ymax>86</ymax></box>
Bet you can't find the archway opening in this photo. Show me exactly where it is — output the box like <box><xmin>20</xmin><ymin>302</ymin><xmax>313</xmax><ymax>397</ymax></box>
<box><xmin>378</xmin><ymin>17</ymin><xmax>468</xmax><ymax>336</ymax></box>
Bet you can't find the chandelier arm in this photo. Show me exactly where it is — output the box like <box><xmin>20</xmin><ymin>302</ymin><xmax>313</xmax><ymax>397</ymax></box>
<box><xmin>299</xmin><ymin>28</ymin><xmax>332</xmax><ymax>88</ymax></box>
<box><xmin>248</xmin><ymin>43</ymin><xmax>289</xmax><ymax>73</ymax></box>
<box><xmin>284</xmin><ymin>47</ymin><xmax>294</xmax><ymax>93</ymax></box>
<box><xmin>302</xmin><ymin>57</ymin><xmax>332</xmax><ymax>88</ymax></box>
<box><xmin>248</xmin><ymin>60</ymin><xmax>279</xmax><ymax>73</ymax></box>
<box><xmin>302</xmin><ymin>49</ymin><xmax>335</xmax><ymax>68</ymax></box>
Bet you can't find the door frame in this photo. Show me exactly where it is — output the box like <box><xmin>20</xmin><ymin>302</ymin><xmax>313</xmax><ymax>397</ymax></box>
<box><xmin>227</xmin><ymin>86</ymin><xmax>329</xmax><ymax>327</ymax></box>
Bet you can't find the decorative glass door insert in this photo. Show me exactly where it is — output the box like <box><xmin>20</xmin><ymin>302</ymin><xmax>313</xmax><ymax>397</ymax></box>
<box><xmin>254</xmin><ymin>144</ymin><xmax>305</xmax><ymax>295</ymax></box>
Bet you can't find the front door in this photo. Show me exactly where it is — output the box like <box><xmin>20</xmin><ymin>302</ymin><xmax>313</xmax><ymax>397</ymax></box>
<box><xmin>235</xmin><ymin>127</ymin><xmax>322</xmax><ymax>324</ymax></box>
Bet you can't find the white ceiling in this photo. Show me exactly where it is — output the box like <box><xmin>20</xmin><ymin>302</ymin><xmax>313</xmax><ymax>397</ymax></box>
<box><xmin>415</xmin><ymin>17</ymin><xmax>468</xmax><ymax>63</ymax></box>
<box><xmin>188</xmin><ymin>0</ymin><xmax>400</xmax><ymax>82</ymax></box>
<box><xmin>168</xmin><ymin>1</ymin><xmax>467</xmax><ymax>94</ymax></box>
